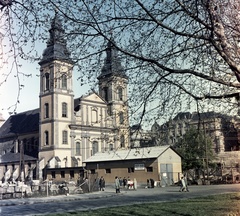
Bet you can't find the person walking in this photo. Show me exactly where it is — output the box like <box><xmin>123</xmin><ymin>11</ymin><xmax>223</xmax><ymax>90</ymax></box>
<box><xmin>99</xmin><ymin>176</ymin><xmax>105</xmax><ymax>191</ymax></box>
<box><xmin>184</xmin><ymin>175</ymin><xmax>189</xmax><ymax>192</ymax></box>
<box><xmin>115</xmin><ymin>176</ymin><xmax>120</xmax><ymax>193</ymax></box>
<box><xmin>179</xmin><ymin>176</ymin><xmax>186</xmax><ymax>192</ymax></box>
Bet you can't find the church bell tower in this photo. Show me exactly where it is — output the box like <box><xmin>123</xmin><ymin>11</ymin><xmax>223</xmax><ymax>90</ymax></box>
<box><xmin>98</xmin><ymin>39</ymin><xmax>130</xmax><ymax>150</ymax></box>
<box><xmin>38</xmin><ymin>12</ymin><xmax>74</xmax><ymax>179</ymax></box>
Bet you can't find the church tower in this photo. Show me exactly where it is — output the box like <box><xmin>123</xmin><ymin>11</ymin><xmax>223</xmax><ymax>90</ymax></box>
<box><xmin>98</xmin><ymin>40</ymin><xmax>130</xmax><ymax>149</ymax></box>
<box><xmin>38</xmin><ymin>13</ymin><xmax>74</xmax><ymax>178</ymax></box>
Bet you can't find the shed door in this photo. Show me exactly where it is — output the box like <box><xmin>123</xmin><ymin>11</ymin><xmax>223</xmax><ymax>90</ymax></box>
<box><xmin>160</xmin><ymin>164</ymin><xmax>173</xmax><ymax>186</ymax></box>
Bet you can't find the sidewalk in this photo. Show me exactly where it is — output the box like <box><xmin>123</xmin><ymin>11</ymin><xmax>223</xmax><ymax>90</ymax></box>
<box><xmin>0</xmin><ymin>188</ymin><xmax>118</xmax><ymax>207</ymax></box>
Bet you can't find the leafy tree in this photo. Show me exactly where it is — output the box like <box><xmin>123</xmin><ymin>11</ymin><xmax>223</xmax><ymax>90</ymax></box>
<box><xmin>1</xmin><ymin>1</ymin><xmax>240</xmax><ymax>126</ymax></box>
<box><xmin>175</xmin><ymin>127</ymin><xmax>215</xmax><ymax>174</ymax></box>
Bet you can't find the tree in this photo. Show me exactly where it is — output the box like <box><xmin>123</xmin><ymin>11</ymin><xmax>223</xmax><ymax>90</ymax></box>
<box><xmin>1</xmin><ymin>0</ymin><xmax>240</xmax><ymax>126</ymax></box>
<box><xmin>175</xmin><ymin>127</ymin><xmax>215</xmax><ymax>180</ymax></box>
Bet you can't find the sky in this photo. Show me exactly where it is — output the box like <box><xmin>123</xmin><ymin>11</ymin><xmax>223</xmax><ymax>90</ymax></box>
<box><xmin>0</xmin><ymin>10</ymin><xmax>93</xmax><ymax>121</ymax></box>
<box><xmin>0</xmin><ymin>49</ymin><xmax>90</xmax><ymax>121</ymax></box>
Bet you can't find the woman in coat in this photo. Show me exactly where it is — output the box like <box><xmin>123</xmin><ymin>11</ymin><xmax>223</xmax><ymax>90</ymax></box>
<box><xmin>115</xmin><ymin>176</ymin><xmax>120</xmax><ymax>193</ymax></box>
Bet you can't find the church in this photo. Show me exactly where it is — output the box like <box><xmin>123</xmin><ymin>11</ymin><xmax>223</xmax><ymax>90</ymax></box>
<box><xmin>0</xmin><ymin>13</ymin><xmax>130</xmax><ymax>182</ymax></box>
<box><xmin>0</xmin><ymin>14</ymin><xmax>183</xmax><ymax>186</ymax></box>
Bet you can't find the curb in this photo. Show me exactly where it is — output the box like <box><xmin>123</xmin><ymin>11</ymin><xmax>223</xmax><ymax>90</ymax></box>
<box><xmin>0</xmin><ymin>191</ymin><xmax>117</xmax><ymax>207</ymax></box>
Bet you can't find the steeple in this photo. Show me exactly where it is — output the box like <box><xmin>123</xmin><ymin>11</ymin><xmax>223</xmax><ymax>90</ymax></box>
<box><xmin>98</xmin><ymin>39</ymin><xmax>127</xmax><ymax>79</ymax></box>
<box><xmin>38</xmin><ymin>12</ymin><xmax>74</xmax><ymax>180</ymax></box>
<box><xmin>39</xmin><ymin>12</ymin><xmax>71</xmax><ymax>65</ymax></box>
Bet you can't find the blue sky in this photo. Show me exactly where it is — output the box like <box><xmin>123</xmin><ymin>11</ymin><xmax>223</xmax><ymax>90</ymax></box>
<box><xmin>0</xmin><ymin>48</ymin><xmax>90</xmax><ymax>120</ymax></box>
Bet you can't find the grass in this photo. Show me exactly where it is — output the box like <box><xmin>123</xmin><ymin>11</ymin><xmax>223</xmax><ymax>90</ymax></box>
<box><xmin>46</xmin><ymin>193</ymin><xmax>240</xmax><ymax>216</ymax></box>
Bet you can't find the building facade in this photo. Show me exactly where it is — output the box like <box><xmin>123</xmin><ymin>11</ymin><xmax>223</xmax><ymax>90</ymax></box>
<box><xmin>84</xmin><ymin>146</ymin><xmax>182</xmax><ymax>186</ymax></box>
<box><xmin>151</xmin><ymin>112</ymin><xmax>240</xmax><ymax>154</ymax></box>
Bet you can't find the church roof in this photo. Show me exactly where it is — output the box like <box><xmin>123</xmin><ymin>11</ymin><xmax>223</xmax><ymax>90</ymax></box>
<box><xmin>74</xmin><ymin>91</ymin><xmax>106</xmax><ymax>112</ymax></box>
<box><xmin>84</xmin><ymin>145</ymin><xmax>179</xmax><ymax>163</ymax></box>
<box><xmin>0</xmin><ymin>108</ymin><xmax>39</xmax><ymax>139</ymax></box>
<box><xmin>0</xmin><ymin>152</ymin><xmax>37</xmax><ymax>163</ymax></box>
<box><xmin>98</xmin><ymin>39</ymin><xmax>128</xmax><ymax>79</ymax></box>
<box><xmin>39</xmin><ymin>12</ymin><xmax>72</xmax><ymax>65</ymax></box>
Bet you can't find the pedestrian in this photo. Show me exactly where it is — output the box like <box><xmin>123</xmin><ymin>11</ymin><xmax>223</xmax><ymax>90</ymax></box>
<box><xmin>119</xmin><ymin>177</ymin><xmax>123</xmax><ymax>187</ymax></box>
<box><xmin>150</xmin><ymin>178</ymin><xmax>154</xmax><ymax>188</ymax></box>
<box><xmin>184</xmin><ymin>175</ymin><xmax>189</xmax><ymax>192</ymax></box>
<box><xmin>123</xmin><ymin>177</ymin><xmax>127</xmax><ymax>188</ymax></box>
<box><xmin>99</xmin><ymin>176</ymin><xmax>105</xmax><ymax>191</ymax></box>
<box><xmin>179</xmin><ymin>176</ymin><xmax>186</xmax><ymax>192</ymax></box>
<box><xmin>115</xmin><ymin>176</ymin><xmax>120</xmax><ymax>193</ymax></box>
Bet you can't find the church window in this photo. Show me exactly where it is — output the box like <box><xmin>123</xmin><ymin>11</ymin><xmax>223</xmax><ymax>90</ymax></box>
<box><xmin>62</xmin><ymin>130</ymin><xmax>68</xmax><ymax>144</ymax></box>
<box><xmin>62</xmin><ymin>73</ymin><xmax>67</xmax><ymax>89</ymax></box>
<box><xmin>44</xmin><ymin>103</ymin><xmax>49</xmax><ymax>118</ymax></box>
<box><xmin>118</xmin><ymin>87</ymin><xmax>123</xmax><ymax>101</ymax></box>
<box><xmin>45</xmin><ymin>73</ymin><xmax>50</xmax><ymax>90</ymax></box>
<box><xmin>44</xmin><ymin>131</ymin><xmax>49</xmax><ymax>145</ymax></box>
<box><xmin>103</xmin><ymin>87</ymin><xmax>108</xmax><ymax>101</ymax></box>
<box><xmin>76</xmin><ymin>142</ymin><xmax>80</xmax><ymax>155</ymax></box>
<box><xmin>120</xmin><ymin>135</ymin><xmax>125</xmax><ymax>148</ymax></box>
<box><xmin>91</xmin><ymin>108</ymin><xmax>97</xmax><ymax>123</ymax></box>
<box><xmin>92</xmin><ymin>141</ymin><xmax>98</xmax><ymax>155</ymax></box>
<box><xmin>62</xmin><ymin>102</ymin><xmax>67</xmax><ymax>117</ymax></box>
<box><xmin>119</xmin><ymin>112</ymin><xmax>124</xmax><ymax>124</ymax></box>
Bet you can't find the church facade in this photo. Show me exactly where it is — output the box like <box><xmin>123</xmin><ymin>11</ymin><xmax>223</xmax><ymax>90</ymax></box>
<box><xmin>38</xmin><ymin>14</ymin><xmax>130</xmax><ymax>181</ymax></box>
<box><xmin>0</xmin><ymin>13</ymin><xmax>130</xmax><ymax>182</ymax></box>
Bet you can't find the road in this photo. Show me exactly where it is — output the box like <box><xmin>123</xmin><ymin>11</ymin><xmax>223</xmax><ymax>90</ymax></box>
<box><xmin>0</xmin><ymin>184</ymin><xmax>239</xmax><ymax>216</ymax></box>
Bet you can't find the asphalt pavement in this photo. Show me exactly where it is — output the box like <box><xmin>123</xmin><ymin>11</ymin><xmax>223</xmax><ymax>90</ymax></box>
<box><xmin>0</xmin><ymin>188</ymin><xmax>117</xmax><ymax>207</ymax></box>
<box><xmin>0</xmin><ymin>184</ymin><xmax>239</xmax><ymax>208</ymax></box>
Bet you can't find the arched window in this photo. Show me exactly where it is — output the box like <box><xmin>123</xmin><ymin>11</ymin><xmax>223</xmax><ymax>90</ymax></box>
<box><xmin>62</xmin><ymin>130</ymin><xmax>68</xmax><ymax>144</ymax></box>
<box><xmin>45</xmin><ymin>73</ymin><xmax>50</xmax><ymax>90</ymax></box>
<box><xmin>62</xmin><ymin>102</ymin><xmax>67</xmax><ymax>117</ymax></box>
<box><xmin>91</xmin><ymin>108</ymin><xmax>97</xmax><ymax>123</ymax></box>
<box><xmin>103</xmin><ymin>87</ymin><xmax>108</xmax><ymax>101</ymax></box>
<box><xmin>92</xmin><ymin>141</ymin><xmax>98</xmax><ymax>155</ymax></box>
<box><xmin>44</xmin><ymin>103</ymin><xmax>49</xmax><ymax>118</ymax></box>
<box><xmin>76</xmin><ymin>142</ymin><xmax>80</xmax><ymax>155</ymax></box>
<box><xmin>120</xmin><ymin>135</ymin><xmax>125</xmax><ymax>148</ymax></box>
<box><xmin>44</xmin><ymin>131</ymin><xmax>49</xmax><ymax>145</ymax></box>
<box><xmin>119</xmin><ymin>112</ymin><xmax>124</xmax><ymax>124</ymax></box>
<box><xmin>62</xmin><ymin>73</ymin><xmax>67</xmax><ymax>89</ymax></box>
<box><xmin>118</xmin><ymin>87</ymin><xmax>123</xmax><ymax>101</ymax></box>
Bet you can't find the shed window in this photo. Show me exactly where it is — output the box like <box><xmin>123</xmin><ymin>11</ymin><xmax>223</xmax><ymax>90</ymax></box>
<box><xmin>90</xmin><ymin>169</ymin><xmax>96</xmax><ymax>174</ymax></box>
<box><xmin>134</xmin><ymin>164</ymin><xmax>145</xmax><ymax>171</ymax></box>
<box><xmin>105</xmin><ymin>169</ymin><xmax>111</xmax><ymax>173</ymax></box>
<box><xmin>147</xmin><ymin>167</ymin><xmax>153</xmax><ymax>172</ymax></box>
<box><xmin>128</xmin><ymin>167</ymin><xmax>134</xmax><ymax>173</ymax></box>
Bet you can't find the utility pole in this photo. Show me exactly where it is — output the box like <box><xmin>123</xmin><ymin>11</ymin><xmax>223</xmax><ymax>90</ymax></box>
<box><xmin>19</xmin><ymin>141</ymin><xmax>25</xmax><ymax>182</ymax></box>
<box><xmin>203</xmin><ymin>121</ymin><xmax>209</xmax><ymax>184</ymax></box>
